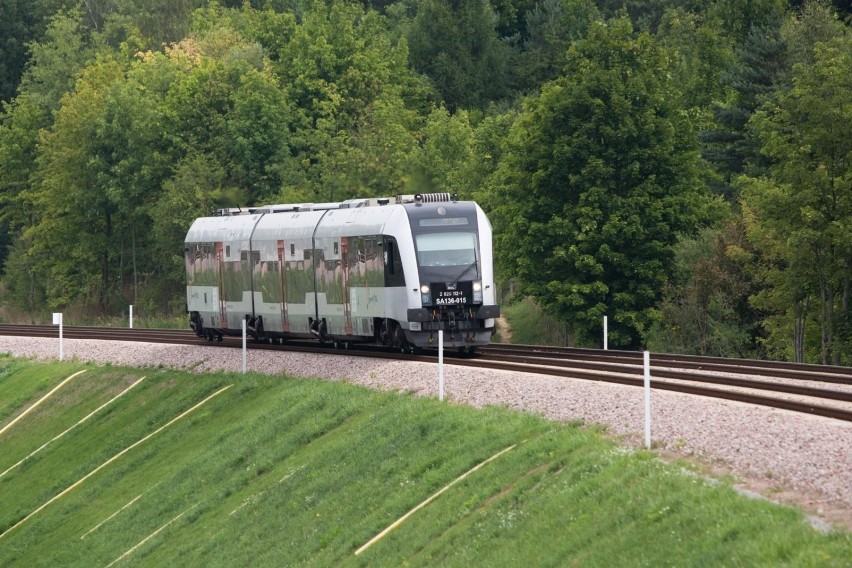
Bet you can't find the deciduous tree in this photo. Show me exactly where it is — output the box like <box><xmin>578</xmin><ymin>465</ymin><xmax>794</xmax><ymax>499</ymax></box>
<box><xmin>489</xmin><ymin>19</ymin><xmax>709</xmax><ymax>347</ymax></box>
<box><xmin>742</xmin><ymin>31</ymin><xmax>852</xmax><ymax>364</ymax></box>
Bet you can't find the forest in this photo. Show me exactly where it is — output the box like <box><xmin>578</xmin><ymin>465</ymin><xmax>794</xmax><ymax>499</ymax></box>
<box><xmin>0</xmin><ymin>0</ymin><xmax>849</xmax><ymax>364</ymax></box>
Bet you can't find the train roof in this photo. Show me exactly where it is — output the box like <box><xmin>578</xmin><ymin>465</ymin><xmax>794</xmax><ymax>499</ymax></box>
<box><xmin>213</xmin><ymin>193</ymin><xmax>459</xmax><ymax>217</ymax></box>
<box><xmin>185</xmin><ymin>193</ymin><xmax>480</xmax><ymax>244</ymax></box>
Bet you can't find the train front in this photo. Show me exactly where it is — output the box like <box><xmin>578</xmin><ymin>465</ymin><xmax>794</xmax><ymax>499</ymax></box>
<box><xmin>403</xmin><ymin>198</ymin><xmax>500</xmax><ymax>351</ymax></box>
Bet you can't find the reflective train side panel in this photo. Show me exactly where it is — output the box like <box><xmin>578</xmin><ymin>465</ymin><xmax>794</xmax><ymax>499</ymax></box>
<box><xmin>184</xmin><ymin>194</ymin><xmax>499</xmax><ymax>350</ymax></box>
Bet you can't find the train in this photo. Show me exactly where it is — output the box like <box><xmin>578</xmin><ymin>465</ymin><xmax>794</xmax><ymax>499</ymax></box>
<box><xmin>184</xmin><ymin>193</ymin><xmax>500</xmax><ymax>352</ymax></box>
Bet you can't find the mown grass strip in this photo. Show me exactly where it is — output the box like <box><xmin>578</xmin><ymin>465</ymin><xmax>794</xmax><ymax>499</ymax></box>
<box><xmin>0</xmin><ymin>361</ymin><xmax>849</xmax><ymax>566</ymax></box>
<box><xmin>105</xmin><ymin>501</ymin><xmax>201</xmax><ymax>568</ymax></box>
<box><xmin>81</xmin><ymin>494</ymin><xmax>143</xmax><ymax>540</ymax></box>
<box><xmin>0</xmin><ymin>384</ymin><xmax>232</xmax><ymax>540</ymax></box>
<box><xmin>0</xmin><ymin>376</ymin><xmax>146</xmax><ymax>480</ymax></box>
<box><xmin>355</xmin><ymin>443</ymin><xmax>518</xmax><ymax>556</ymax></box>
<box><xmin>0</xmin><ymin>370</ymin><xmax>87</xmax><ymax>437</ymax></box>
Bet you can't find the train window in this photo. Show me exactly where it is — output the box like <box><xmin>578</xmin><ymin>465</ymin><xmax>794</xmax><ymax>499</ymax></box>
<box><xmin>186</xmin><ymin>243</ymin><xmax>217</xmax><ymax>286</ymax></box>
<box><xmin>334</xmin><ymin>242</ymin><xmax>339</xmax><ymax>255</ymax></box>
<box><xmin>415</xmin><ymin>232</ymin><xmax>477</xmax><ymax>267</ymax></box>
<box><xmin>384</xmin><ymin>237</ymin><xmax>405</xmax><ymax>287</ymax></box>
<box><xmin>259</xmin><ymin>261</ymin><xmax>282</xmax><ymax>303</ymax></box>
<box><xmin>290</xmin><ymin>243</ymin><xmax>295</xmax><ymax>256</ymax></box>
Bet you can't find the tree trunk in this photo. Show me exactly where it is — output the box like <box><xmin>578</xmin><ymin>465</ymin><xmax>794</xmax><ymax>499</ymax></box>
<box><xmin>132</xmin><ymin>224</ymin><xmax>138</xmax><ymax>305</ymax></box>
<box><xmin>793</xmin><ymin>294</ymin><xmax>807</xmax><ymax>364</ymax></box>
<box><xmin>838</xmin><ymin>258</ymin><xmax>850</xmax><ymax>366</ymax></box>
<box><xmin>100</xmin><ymin>211</ymin><xmax>113</xmax><ymax>313</ymax></box>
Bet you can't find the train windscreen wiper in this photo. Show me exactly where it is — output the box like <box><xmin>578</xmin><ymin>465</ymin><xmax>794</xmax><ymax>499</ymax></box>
<box><xmin>451</xmin><ymin>260</ymin><xmax>478</xmax><ymax>285</ymax></box>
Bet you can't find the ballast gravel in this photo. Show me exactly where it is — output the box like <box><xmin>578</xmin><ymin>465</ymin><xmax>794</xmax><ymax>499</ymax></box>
<box><xmin>1</xmin><ymin>336</ymin><xmax>850</xmax><ymax>530</ymax></box>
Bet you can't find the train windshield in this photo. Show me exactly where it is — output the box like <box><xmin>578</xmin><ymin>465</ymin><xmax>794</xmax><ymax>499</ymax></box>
<box><xmin>415</xmin><ymin>232</ymin><xmax>478</xmax><ymax>269</ymax></box>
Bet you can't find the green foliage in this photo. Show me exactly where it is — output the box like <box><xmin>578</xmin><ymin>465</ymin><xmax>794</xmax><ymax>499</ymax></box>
<box><xmin>655</xmin><ymin>7</ymin><xmax>734</xmax><ymax>118</ymax></box>
<box><xmin>740</xmin><ymin>27</ymin><xmax>852</xmax><ymax>364</ymax></box>
<box><xmin>318</xmin><ymin>91</ymin><xmax>421</xmax><ymax>200</ymax></box>
<box><xmin>514</xmin><ymin>0</ymin><xmax>601</xmax><ymax>90</ymax></box>
<box><xmin>489</xmin><ymin>19</ymin><xmax>709</xmax><ymax>348</ymax></box>
<box><xmin>1</xmin><ymin>359</ymin><xmax>850</xmax><ymax>565</ymax></box>
<box><xmin>265</xmin><ymin>0</ymin><xmax>430</xmax><ymax>201</ymax></box>
<box><xmin>0</xmin><ymin>0</ymin><xmax>848</xmax><ymax>362</ymax></box>
<box><xmin>0</xmin><ymin>0</ymin><xmax>80</xmax><ymax>103</ymax></box>
<box><xmin>0</xmin><ymin>10</ymin><xmax>95</xmax><ymax>231</ymax></box>
<box><xmin>700</xmin><ymin>7</ymin><xmax>788</xmax><ymax>198</ymax></box>
<box><xmin>646</xmin><ymin>221</ymin><xmax>760</xmax><ymax>358</ymax></box>
<box><xmin>407</xmin><ymin>0</ymin><xmax>513</xmax><ymax>111</ymax></box>
<box><xmin>708</xmin><ymin>0</ymin><xmax>790</xmax><ymax>44</ymax></box>
<box><xmin>502</xmin><ymin>295</ymin><xmax>575</xmax><ymax>346</ymax></box>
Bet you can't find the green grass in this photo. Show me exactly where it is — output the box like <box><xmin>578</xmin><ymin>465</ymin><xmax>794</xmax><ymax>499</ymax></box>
<box><xmin>0</xmin><ymin>356</ymin><xmax>848</xmax><ymax>567</ymax></box>
<box><xmin>501</xmin><ymin>296</ymin><xmax>575</xmax><ymax>346</ymax></box>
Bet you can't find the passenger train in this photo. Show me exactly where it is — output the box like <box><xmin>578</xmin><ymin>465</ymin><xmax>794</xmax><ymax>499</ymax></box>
<box><xmin>184</xmin><ymin>193</ymin><xmax>500</xmax><ymax>352</ymax></box>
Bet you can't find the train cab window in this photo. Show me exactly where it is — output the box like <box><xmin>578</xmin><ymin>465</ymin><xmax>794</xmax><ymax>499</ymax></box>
<box><xmin>415</xmin><ymin>232</ymin><xmax>478</xmax><ymax>268</ymax></box>
<box><xmin>384</xmin><ymin>237</ymin><xmax>405</xmax><ymax>287</ymax></box>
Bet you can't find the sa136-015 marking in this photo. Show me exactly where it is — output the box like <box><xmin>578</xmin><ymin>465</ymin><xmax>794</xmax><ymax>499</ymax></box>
<box><xmin>435</xmin><ymin>290</ymin><xmax>468</xmax><ymax>305</ymax></box>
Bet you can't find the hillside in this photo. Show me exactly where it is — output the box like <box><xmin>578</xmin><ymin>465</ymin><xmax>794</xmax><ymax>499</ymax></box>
<box><xmin>0</xmin><ymin>356</ymin><xmax>849</xmax><ymax>566</ymax></box>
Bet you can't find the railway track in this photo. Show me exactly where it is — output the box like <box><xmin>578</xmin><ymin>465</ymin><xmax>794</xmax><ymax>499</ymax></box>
<box><xmin>2</xmin><ymin>324</ymin><xmax>851</xmax><ymax>422</ymax></box>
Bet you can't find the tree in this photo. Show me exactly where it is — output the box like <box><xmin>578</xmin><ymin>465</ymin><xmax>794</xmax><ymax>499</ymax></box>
<box><xmin>0</xmin><ymin>11</ymin><xmax>94</xmax><ymax>311</ymax></box>
<box><xmin>741</xmin><ymin>31</ymin><xmax>852</xmax><ymax>364</ymax></box>
<box><xmin>0</xmin><ymin>0</ymin><xmax>82</xmax><ymax>102</ymax></box>
<box><xmin>407</xmin><ymin>0</ymin><xmax>513</xmax><ymax>111</ymax></box>
<box><xmin>25</xmin><ymin>56</ymin><xmax>128</xmax><ymax>310</ymax></box>
<box><xmin>655</xmin><ymin>7</ymin><xmax>733</xmax><ymax>118</ymax></box>
<box><xmin>700</xmin><ymin>8</ymin><xmax>789</xmax><ymax>198</ymax></box>
<box><xmin>515</xmin><ymin>0</ymin><xmax>600</xmax><ymax>90</ymax></box>
<box><xmin>489</xmin><ymin>19</ymin><xmax>709</xmax><ymax>348</ymax></box>
<box><xmin>317</xmin><ymin>91</ymin><xmax>421</xmax><ymax>201</ymax></box>
<box><xmin>784</xmin><ymin>0</ymin><xmax>848</xmax><ymax>67</ymax></box>
<box><xmin>646</xmin><ymin>220</ymin><xmax>760</xmax><ymax>357</ymax></box>
<box><xmin>0</xmin><ymin>10</ymin><xmax>94</xmax><ymax>232</ymax></box>
<box><xmin>595</xmin><ymin>0</ymin><xmax>706</xmax><ymax>32</ymax></box>
<box><xmin>707</xmin><ymin>0</ymin><xmax>790</xmax><ymax>44</ymax></box>
<box><xmin>266</xmin><ymin>0</ymin><xmax>429</xmax><ymax>201</ymax></box>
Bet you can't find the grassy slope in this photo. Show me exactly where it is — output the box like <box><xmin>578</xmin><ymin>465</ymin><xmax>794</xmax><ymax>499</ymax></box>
<box><xmin>0</xmin><ymin>356</ymin><xmax>849</xmax><ymax>567</ymax></box>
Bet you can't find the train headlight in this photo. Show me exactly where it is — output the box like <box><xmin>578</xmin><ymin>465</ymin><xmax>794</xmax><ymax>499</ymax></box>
<box><xmin>421</xmin><ymin>284</ymin><xmax>431</xmax><ymax>305</ymax></box>
<box><xmin>473</xmin><ymin>281</ymin><xmax>483</xmax><ymax>303</ymax></box>
<box><xmin>421</xmin><ymin>284</ymin><xmax>430</xmax><ymax>294</ymax></box>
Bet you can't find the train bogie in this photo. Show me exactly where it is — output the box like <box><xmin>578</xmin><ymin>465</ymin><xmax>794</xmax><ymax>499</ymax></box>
<box><xmin>185</xmin><ymin>194</ymin><xmax>499</xmax><ymax>351</ymax></box>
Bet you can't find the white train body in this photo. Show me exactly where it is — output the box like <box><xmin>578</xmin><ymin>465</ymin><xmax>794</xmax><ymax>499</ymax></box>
<box><xmin>184</xmin><ymin>194</ymin><xmax>499</xmax><ymax>350</ymax></box>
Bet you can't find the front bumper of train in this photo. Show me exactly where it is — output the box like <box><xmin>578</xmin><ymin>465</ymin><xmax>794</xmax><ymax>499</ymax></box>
<box><xmin>407</xmin><ymin>305</ymin><xmax>500</xmax><ymax>323</ymax></box>
<box><xmin>405</xmin><ymin>305</ymin><xmax>499</xmax><ymax>347</ymax></box>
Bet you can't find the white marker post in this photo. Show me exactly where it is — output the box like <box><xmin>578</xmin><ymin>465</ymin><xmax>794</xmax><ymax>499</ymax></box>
<box><xmin>603</xmin><ymin>316</ymin><xmax>608</xmax><ymax>350</ymax></box>
<box><xmin>129</xmin><ymin>305</ymin><xmax>133</xmax><ymax>329</ymax></box>
<box><xmin>242</xmin><ymin>319</ymin><xmax>247</xmax><ymax>374</ymax></box>
<box><xmin>52</xmin><ymin>312</ymin><xmax>63</xmax><ymax>361</ymax></box>
<box><xmin>644</xmin><ymin>350</ymin><xmax>651</xmax><ymax>449</ymax></box>
<box><xmin>438</xmin><ymin>330</ymin><xmax>444</xmax><ymax>401</ymax></box>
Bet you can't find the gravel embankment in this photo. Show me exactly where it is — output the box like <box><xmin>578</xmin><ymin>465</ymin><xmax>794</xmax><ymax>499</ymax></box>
<box><xmin>2</xmin><ymin>336</ymin><xmax>850</xmax><ymax>530</ymax></box>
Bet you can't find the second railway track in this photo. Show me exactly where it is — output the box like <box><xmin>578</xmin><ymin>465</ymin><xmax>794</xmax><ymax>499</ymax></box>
<box><xmin>2</xmin><ymin>324</ymin><xmax>851</xmax><ymax>422</ymax></box>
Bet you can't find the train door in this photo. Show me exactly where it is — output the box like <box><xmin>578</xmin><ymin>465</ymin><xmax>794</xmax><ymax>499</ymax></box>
<box><xmin>215</xmin><ymin>241</ymin><xmax>227</xmax><ymax>330</ymax></box>
<box><xmin>341</xmin><ymin>237</ymin><xmax>353</xmax><ymax>335</ymax></box>
<box><xmin>277</xmin><ymin>240</ymin><xmax>290</xmax><ymax>332</ymax></box>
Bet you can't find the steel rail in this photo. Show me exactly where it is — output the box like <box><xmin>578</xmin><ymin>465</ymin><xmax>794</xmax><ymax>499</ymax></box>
<box><xmin>482</xmin><ymin>343</ymin><xmax>852</xmax><ymax>380</ymax></box>
<box><xmin>1</xmin><ymin>324</ymin><xmax>850</xmax><ymax>422</ymax></box>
